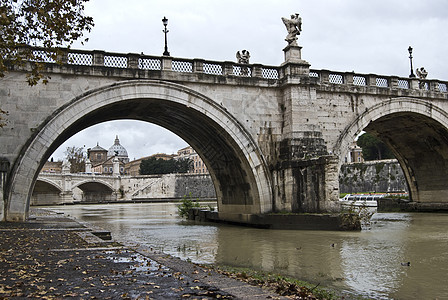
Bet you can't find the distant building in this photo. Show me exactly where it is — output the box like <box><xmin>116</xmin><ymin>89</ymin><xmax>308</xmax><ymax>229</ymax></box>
<box><xmin>52</xmin><ymin>137</ymin><xmax>208</xmax><ymax>176</ymax></box>
<box><xmin>345</xmin><ymin>142</ymin><xmax>364</xmax><ymax>163</ymax></box>
<box><xmin>107</xmin><ymin>135</ymin><xmax>130</xmax><ymax>164</ymax></box>
<box><xmin>177</xmin><ymin>146</ymin><xmax>208</xmax><ymax>174</ymax></box>
<box><xmin>88</xmin><ymin>143</ymin><xmax>108</xmax><ymax>166</ymax></box>
<box><xmin>87</xmin><ymin>136</ymin><xmax>130</xmax><ymax>175</ymax></box>
<box><xmin>41</xmin><ymin>160</ymin><xmax>62</xmax><ymax>173</ymax></box>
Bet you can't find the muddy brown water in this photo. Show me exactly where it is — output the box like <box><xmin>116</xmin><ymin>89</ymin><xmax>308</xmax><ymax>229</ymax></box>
<box><xmin>47</xmin><ymin>202</ymin><xmax>448</xmax><ymax>299</ymax></box>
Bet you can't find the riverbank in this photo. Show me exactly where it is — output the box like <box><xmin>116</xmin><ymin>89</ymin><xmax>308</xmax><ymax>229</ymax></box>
<box><xmin>0</xmin><ymin>208</ymin><xmax>284</xmax><ymax>299</ymax></box>
<box><xmin>1</xmin><ymin>208</ymin><xmax>340</xmax><ymax>299</ymax></box>
<box><xmin>41</xmin><ymin>202</ymin><xmax>448</xmax><ymax>299</ymax></box>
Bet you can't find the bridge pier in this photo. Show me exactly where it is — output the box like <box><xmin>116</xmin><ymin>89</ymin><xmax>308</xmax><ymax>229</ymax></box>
<box><xmin>272</xmin><ymin>150</ymin><xmax>340</xmax><ymax>214</ymax></box>
<box><xmin>270</xmin><ymin>50</ymin><xmax>341</xmax><ymax>214</ymax></box>
<box><xmin>60</xmin><ymin>191</ymin><xmax>75</xmax><ymax>204</ymax></box>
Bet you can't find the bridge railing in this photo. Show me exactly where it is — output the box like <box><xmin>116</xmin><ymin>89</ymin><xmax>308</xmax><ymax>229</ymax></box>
<box><xmin>29</xmin><ymin>47</ymin><xmax>447</xmax><ymax>92</ymax></box>
<box><xmin>39</xmin><ymin>171</ymin><xmax>120</xmax><ymax>179</ymax></box>
<box><xmin>310</xmin><ymin>69</ymin><xmax>448</xmax><ymax>93</ymax></box>
<box><xmin>29</xmin><ymin>47</ymin><xmax>281</xmax><ymax>80</ymax></box>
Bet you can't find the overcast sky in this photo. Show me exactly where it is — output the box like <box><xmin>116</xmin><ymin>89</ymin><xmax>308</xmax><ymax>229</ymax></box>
<box><xmin>50</xmin><ymin>0</ymin><xmax>448</xmax><ymax>161</ymax></box>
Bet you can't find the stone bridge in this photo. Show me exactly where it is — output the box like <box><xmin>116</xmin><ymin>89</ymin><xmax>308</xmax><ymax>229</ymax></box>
<box><xmin>1</xmin><ymin>44</ymin><xmax>448</xmax><ymax>221</ymax></box>
<box><xmin>32</xmin><ymin>172</ymin><xmax>216</xmax><ymax>205</ymax></box>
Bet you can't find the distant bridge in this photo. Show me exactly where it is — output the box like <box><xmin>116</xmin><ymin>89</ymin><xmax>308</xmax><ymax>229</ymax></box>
<box><xmin>1</xmin><ymin>44</ymin><xmax>448</xmax><ymax>221</ymax></box>
<box><xmin>32</xmin><ymin>172</ymin><xmax>215</xmax><ymax>205</ymax></box>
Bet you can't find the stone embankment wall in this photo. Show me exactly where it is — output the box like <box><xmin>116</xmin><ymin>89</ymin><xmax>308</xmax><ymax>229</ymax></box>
<box><xmin>339</xmin><ymin>159</ymin><xmax>408</xmax><ymax>194</ymax></box>
<box><xmin>123</xmin><ymin>173</ymin><xmax>216</xmax><ymax>201</ymax></box>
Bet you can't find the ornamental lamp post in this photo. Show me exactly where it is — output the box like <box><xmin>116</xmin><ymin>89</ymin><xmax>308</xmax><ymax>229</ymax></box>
<box><xmin>162</xmin><ymin>16</ymin><xmax>170</xmax><ymax>56</ymax></box>
<box><xmin>408</xmin><ymin>46</ymin><xmax>415</xmax><ymax>78</ymax></box>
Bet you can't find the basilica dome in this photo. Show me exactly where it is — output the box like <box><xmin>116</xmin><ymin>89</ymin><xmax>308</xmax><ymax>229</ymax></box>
<box><xmin>107</xmin><ymin>135</ymin><xmax>129</xmax><ymax>163</ymax></box>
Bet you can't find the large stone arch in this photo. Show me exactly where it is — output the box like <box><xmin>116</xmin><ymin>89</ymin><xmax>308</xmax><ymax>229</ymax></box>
<box><xmin>6</xmin><ymin>80</ymin><xmax>272</xmax><ymax>221</ymax></box>
<box><xmin>335</xmin><ymin>97</ymin><xmax>448</xmax><ymax>203</ymax></box>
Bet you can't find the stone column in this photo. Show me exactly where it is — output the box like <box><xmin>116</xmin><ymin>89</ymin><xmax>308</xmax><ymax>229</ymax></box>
<box><xmin>390</xmin><ymin>76</ymin><xmax>399</xmax><ymax>89</ymax></box>
<box><xmin>113</xmin><ymin>157</ymin><xmax>120</xmax><ymax>176</ymax></box>
<box><xmin>193</xmin><ymin>59</ymin><xmax>205</xmax><ymax>73</ymax></box>
<box><xmin>367</xmin><ymin>75</ymin><xmax>377</xmax><ymax>87</ymax></box>
<box><xmin>409</xmin><ymin>78</ymin><xmax>419</xmax><ymax>90</ymax></box>
<box><xmin>344</xmin><ymin>72</ymin><xmax>354</xmax><ymax>85</ymax></box>
<box><xmin>161</xmin><ymin>56</ymin><xmax>172</xmax><ymax>71</ymax></box>
<box><xmin>429</xmin><ymin>80</ymin><xmax>440</xmax><ymax>92</ymax></box>
<box><xmin>61</xmin><ymin>163</ymin><xmax>73</xmax><ymax>204</ymax></box>
<box><xmin>92</xmin><ymin>50</ymin><xmax>105</xmax><ymax>67</ymax></box>
<box><xmin>223</xmin><ymin>62</ymin><xmax>234</xmax><ymax>76</ymax></box>
<box><xmin>85</xmin><ymin>158</ymin><xmax>92</xmax><ymax>173</ymax></box>
<box><xmin>127</xmin><ymin>53</ymin><xmax>140</xmax><ymax>69</ymax></box>
<box><xmin>252</xmin><ymin>64</ymin><xmax>263</xmax><ymax>78</ymax></box>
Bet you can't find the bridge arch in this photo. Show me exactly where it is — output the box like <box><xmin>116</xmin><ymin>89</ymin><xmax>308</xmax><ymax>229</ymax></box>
<box><xmin>335</xmin><ymin>97</ymin><xmax>448</xmax><ymax>203</ymax></box>
<box><xmin>31</xmin><ymin>179</ymin><xmax>63</xmax><ymax>206</ymax></box>
<box><xmin>72</xmin><ymin>179</ymin><xmax>115</xmax><ymax>192</ymax></box>
<box><xmin>34</xmin><ymin>178</ymin><xmax>63</xmax><ymax>192</ymax></box>
<box><xmin>6</xmin><ymin>80</ymin><xmax>272</xmax><ymax>221</ymax></box>
<box><xmin>74</xmin><ymin>180</ymin><xmax>116</xmax><ymax>203</ymax></box>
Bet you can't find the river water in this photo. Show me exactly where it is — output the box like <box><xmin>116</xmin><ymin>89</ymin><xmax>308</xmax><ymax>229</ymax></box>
<box><xmin>47</xmin><ymin>203</ymin><xmax>448</xmax><ymax>299</ymax></box>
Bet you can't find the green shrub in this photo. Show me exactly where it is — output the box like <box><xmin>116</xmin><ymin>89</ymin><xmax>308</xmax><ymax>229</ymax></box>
<box><xmin>177</xmin><ymin>192</ymin><xmax>200</xmax><ymax>218</ymax></box>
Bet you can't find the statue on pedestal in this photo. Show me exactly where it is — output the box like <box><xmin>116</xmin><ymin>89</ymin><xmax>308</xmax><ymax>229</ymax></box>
<box><xmin>236</xmin><ymin>50</ymin><xmax>251</xmax><ymax>76</ymax></box>
<box><xmin>236</xmin><ymin>50</ymin><xmax>250</xmax><ymax>64</ymax></box>
<box><xmin>416</xmin><ymin>67</ymin><xmax>428</xmax><ymax>79</ymax></box>
<box><xmin>282</xmin><ymin>13</ymin><xmax>302</xmax><ymax>46</ymax></box>
<box><xmin>416</xmin><ymin>67</ymin><xmax>428</xmax><ymax>89</ymax></box>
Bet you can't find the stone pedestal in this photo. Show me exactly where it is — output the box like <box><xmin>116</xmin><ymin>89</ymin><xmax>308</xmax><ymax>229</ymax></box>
<box><xmin>112</xmin><ymin>157</ymin><xmax>120</xmax><ymax>176</ymax></box>
<box><xmin>62</xmin><ymin>160</ymin><xmax>71</xmax><ymax>174</ymax></box>
<box><xmin>85</xmin><ymin>159</ymin><xmax>92</xmax><ymax>173</ymax></box>
<box><xmin>283</xmin><ymin>45</ymin><xmax>307</xmax><ymax>64</ymax></box>
<box><xmin>280</xmin><ymin>45</ymin><xmax>310</xmax><ymax>79</ymax></box>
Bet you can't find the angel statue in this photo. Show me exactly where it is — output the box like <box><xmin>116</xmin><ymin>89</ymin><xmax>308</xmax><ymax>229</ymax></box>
<box><xmin>236</xmin><ymin>50</ymin><xmax>250</xmax><ymax>64</ymax></box>
<box><xmin>281</xmin><ymin>13</ymin><xmax>302</xmax><ymax>46</ymax></box>
<box><xmin>416</xmin><ymin>67</ymin><xmax>428</xmax><ymax>89</ymax></box>
<box><xmin>416</xmin><ymin>67</ymin><xmax>428</xmax><ymax>79</ymax></box>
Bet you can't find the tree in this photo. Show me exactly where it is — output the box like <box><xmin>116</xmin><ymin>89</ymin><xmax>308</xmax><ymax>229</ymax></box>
<box><xmin>140</xmin><ymin>157</ymin><xmax>168</xmax><ymax>175</ymax></box>
<box><xmin>0</xmin><ymin>0</ymin><xmax>94</xmax><ymax>85</ymax></box>
<box><xmin>357</xmin><ymin>132</ymin><xmax>394</xmax><ymax>161</ymax></box>
<box><xmin>139</xmin><ymin>157</ymin><xmax>193</xmax><ymax>175</ymax></box>
<box><xmin>64</xmin><ymin>146</ymin><xmax>85</xmax><ymax>173</ymax></box>
<box><xmin>176</xmin><ymin>158</ymin><xmax>193</xmax><ymax>173</ymax></box>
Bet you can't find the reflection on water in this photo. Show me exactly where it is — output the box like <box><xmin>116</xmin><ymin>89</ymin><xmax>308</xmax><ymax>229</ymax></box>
<box><xmin>48</xmin><ymin>203</ymin><xmax>448</xmax><ymax>299</ymax></box>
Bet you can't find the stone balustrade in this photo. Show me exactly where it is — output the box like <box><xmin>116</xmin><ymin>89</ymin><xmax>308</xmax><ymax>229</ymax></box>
<box><xmin>28</xmin><ymin>47</ymin><xmax>447</xmax><ymax>93</ymax></box>
<box><xmin>312</xmin><ymin>69</ymin><xmax>447</xmax><ymax>93</ymax></box>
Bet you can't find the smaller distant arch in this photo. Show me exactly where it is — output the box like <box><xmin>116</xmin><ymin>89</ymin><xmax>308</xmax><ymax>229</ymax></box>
<box><xmin>72</xmin><ymin>179</ymin><xmax>115</xmax><ymax>192</ymax></box>
<box><xmin>31</xmin><ymin>179</ymin><xmax>63</xmax><ymax>205</ymax></box>
<box><xmin>34</xmin><ymin>178</ymin><xmax>62</xmax><ymax>192</ymax></box>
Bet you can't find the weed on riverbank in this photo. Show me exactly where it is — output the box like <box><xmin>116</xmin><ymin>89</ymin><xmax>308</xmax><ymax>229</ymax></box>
<box><xmin>208</xmin><ymin>265</ymin><xmax>347</xmax><ymax>299</ymax></box>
